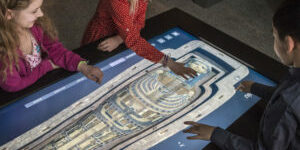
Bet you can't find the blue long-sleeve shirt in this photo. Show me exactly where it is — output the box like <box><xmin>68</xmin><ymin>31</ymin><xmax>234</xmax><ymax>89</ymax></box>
<box><xmin>211</xmin><ymin>68</ymin><xmax>300</xmax><ymax>150</ymax></box>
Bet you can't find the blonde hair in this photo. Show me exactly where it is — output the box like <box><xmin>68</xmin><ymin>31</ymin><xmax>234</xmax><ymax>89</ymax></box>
<box><xmin>128</xmin><ymin>0</ymin><xmax>138</xmax><ymax>14</ymax></box>
<box><xmin>128</xmin><ymin>0</ymin><xmax>150</xmax><ymax>14</ymax></box>
<box><xmin>0</xmin><ymin>0</ymin><xmax>57</xmax><ymax>81</ymax></box>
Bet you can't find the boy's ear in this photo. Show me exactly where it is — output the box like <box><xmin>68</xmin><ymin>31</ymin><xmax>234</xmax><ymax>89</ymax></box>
<box><xmin>5</xmin><ymin>9</ymin><xmax>14</xmax><ymax>20</ymax></box>
<box><xmin>286</xmin><ymin>36</ymin><xmax>295</xmax><ymax>53</ymax></box>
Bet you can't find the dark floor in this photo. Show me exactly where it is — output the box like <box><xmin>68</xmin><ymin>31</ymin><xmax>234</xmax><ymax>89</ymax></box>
<box><xmin>43</xmin><ymin>0</ymin><xmax>283</xmax><ymax>61</ymax></box>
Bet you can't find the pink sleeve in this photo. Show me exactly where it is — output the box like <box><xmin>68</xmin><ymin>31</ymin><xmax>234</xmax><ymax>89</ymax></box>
<box><xmin>40</xmin><ymin>28</ymin><xmax>84</xmax><ymax>71</ymax></box>
<box><xmin>0</xmin><ymin>60</ymin><xmax>53</xmax><ymax>92</ymax></box>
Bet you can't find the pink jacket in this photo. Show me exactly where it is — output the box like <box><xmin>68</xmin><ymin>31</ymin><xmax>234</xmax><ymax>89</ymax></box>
<box><xmin>0</xmin><ymin>24</ymin><xmax>84</xmax><ymax>92</ymax></box>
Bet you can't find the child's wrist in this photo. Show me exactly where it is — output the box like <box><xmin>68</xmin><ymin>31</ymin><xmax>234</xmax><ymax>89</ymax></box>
<box><xmin>115</xmin><ymin>35</ymin><xmax>123</xmax><ymax>45</ymax></box>
<box><xmin>77</xmin><ymin>61</ymin><xmax>88</xmax><ymax>72</ymax></box>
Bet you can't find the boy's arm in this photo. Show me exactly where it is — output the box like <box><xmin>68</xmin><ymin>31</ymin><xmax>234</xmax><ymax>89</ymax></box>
<box><xmin>211</xmin><ymin>127</ymin><xmax>256</xmax><ymax>150</ymax></box>
<box><xmin>184</xmin><ymin>121</ymin><xmax>256</xmax><ymax>150</ymax></box>
<box><xmin>251</xmin><ymin>83</ymin><xmax>276</xmax><ymax>102</ymax></box>
<box><xmin>0</xmin><ymin>60</ymin><xmax>53</xmax><ymax>92</ymax></box>
<box><xmin>211</xmin><ymin>97</ymin><xmax>297</xmax><ymax>150</ymax></box>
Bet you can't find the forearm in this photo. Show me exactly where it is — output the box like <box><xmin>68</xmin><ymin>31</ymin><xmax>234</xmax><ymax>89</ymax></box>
<box><xmin>121</xmin><ymin>34</ymin><xmax>164</xmax><ymax>63</ymax></box>
<box><xmin>43</xmin><ymin>33</ymin><xmax>84</xmax><ymax>71</ymax></box>
<box><xmin>0</xmin><ymin>60</ymin><xmax>53</xmax><ymax>92</ymax></box>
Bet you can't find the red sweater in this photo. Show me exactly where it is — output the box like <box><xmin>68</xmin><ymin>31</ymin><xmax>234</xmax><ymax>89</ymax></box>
<box><xmin>81</xmin><ymin>0</ymin><xmax>164</xmax><ymax>63</ymax></box>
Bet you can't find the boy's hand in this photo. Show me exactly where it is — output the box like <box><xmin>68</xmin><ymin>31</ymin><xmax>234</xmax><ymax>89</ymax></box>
<box><xmin>97</xmin><ymin>35</ymin><xmax>123</xmax><ymax>52</ymax></box>
<box><xmin>78</xmin><ymin>64</ymin><xmax>103</xmax><ymax>84</ymax></box>
<box><xmin>236</xmin><ymin>81</ymin><xmax>255</xmax><ymax>93</ymax></box>
<box><xmin>167</xmin><ymin>59</ymin><xmax>198</xmax><ymax>80</ymax></box>
<box><xmin>183</xmin><ymin>121</ymin><xmax>216</xmax><ymax>141</ymax></box>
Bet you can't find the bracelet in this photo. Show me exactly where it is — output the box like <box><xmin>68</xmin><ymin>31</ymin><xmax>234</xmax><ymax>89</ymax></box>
<box><xmin>77</xmin><ymin>60</ymin><xmax>88</xmax><ymax>71</ymax></box>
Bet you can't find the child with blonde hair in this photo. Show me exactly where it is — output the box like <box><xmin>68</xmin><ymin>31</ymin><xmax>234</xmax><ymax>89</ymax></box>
<box><xmin>0</xmin><ymin>0</ymin><xmax>103</xmax><ymax>92</ymax></box>
<box><xmin>82</xmin><ymin>0</ymin><xmax>197</xmax><ymax>79</ymax></box>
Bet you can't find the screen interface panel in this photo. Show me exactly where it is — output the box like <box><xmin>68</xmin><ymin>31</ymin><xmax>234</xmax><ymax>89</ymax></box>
<box><xmin>0</xmin><ymin>28</ymin><xmax>275</xmax><ymax>150</ymax></box>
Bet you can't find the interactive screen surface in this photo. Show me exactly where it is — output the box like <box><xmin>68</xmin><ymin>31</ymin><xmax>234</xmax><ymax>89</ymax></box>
<box><xmin>0</xmin><ymin>28</ymin><xmax>275</xmax><ymax>150</ymax></box>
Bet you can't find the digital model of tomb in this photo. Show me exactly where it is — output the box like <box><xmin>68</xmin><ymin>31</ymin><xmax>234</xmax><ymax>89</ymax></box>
<box><xmin>40</xmin><ymin>57</ymin><xmax>213</xmax><ymax>150</ymax></box>
<box><xmin>1</xmin><ymin>40</ymin><xmax>249</xmax><ymax>150</ymax></box>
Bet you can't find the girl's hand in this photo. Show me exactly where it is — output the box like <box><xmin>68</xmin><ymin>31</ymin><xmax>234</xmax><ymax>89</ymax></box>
<box><xmin>183</xmin><ymin>121</ymin><xmax>216</xmax><ymax>141</ymax></box>
<box><xmin>97</xmin><ymin>35</ymin><xmax>123</xmax><ymax>52</ymax></box>
<box><xmin>236</xmin><ymin>81</ymin><xmax>255</xmax><ymax>93</ymax></box>
<box><xmin>167</xmin><ymin>59</ymin><xmax>198</xmax><ymax>80</ymax></box>
<box><xmin>49</xmin><ymin>60</ymin><xmax>60</xmax><ymax>69</ymax></box>
<box><xmin>78</xmin><ymin>64</ymin><xmax>103</xmax><ymax>84</ymax></box>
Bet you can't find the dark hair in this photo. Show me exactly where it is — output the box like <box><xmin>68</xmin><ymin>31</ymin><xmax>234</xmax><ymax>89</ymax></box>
<box><xmin>273</xmin><ymin>0</ymin><xmax>300</xmax><ymax>42</ymax></box>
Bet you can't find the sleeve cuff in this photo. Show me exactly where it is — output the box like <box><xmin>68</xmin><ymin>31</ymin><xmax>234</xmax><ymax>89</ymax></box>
<box><xmin>210</xmin><ymin>127</ymin><xmax>230</xmax><ymax>148</ymax></box>
<box><xmin>250</xmin><ymin>83</ymin><xmax>270</xmax><ymax>97</ymax></box>
<box><xmin>77</xmin><ymin>60</ymin><xmax>88</xmax><ymax>71</ymax></box>
<box><xmin>44</xmin><ymin>59</ymin><xmax>54</xmax><ymax>71</ymax></box>
<box><xmin>250</xmin><ymin>83</ymin><xmax>260</xmax><ymax>94</ymax></box>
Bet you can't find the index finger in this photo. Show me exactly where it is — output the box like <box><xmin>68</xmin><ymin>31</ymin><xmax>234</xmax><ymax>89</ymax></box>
<box><xmin>186</xmin><ymin>70</ymin><xmax>197</xmax><ymax>78</ymax></box>
<box><xmin>99</xmin><ymin>40</ymin><xmax>108</xmax><ymax>46</ymax></box>
<box><xmin>189</xmin><ymin>68</ymin><xmax>198</xmax><ymax>76</ymax></box>
<box><xmin>88</xmin><ymin>74</ymin><xmax>98</xmax><ymax>83</ymax></box>
<box><xmin>94</xmin><ymin>76</ymin><xmax>102</xmax><ymax>84</ymax></box>
<box><xmin>98</xmin><ymin>45</ymin><xmax>109</xmax><ymax>51</ymax></box>
<box><xmin>183</xmin><ymin>126</ymin><xmax>199</xmax><ymax>134</ymax></box>
<box><xmin>94</xmin><ymin>69</ymin><xmax>103</xmax><ymax>83</ymax></box>
<box><xmin>184</xmin><ymin>121</ymin><xmax>200</xmax><ymax>126</ymax></box>
<box><xmin>180</xmin><ymin>74</ymin><xmax>188</xmax><ymax>80</ymax></box>
<box><xmin>235</xmin><ymin>84</ymin><xmax>244</xmax><ymax>91</ymax></box>
<box><xmin>184</xmin><ymin>67</ymin><xmax>197</xmax><ymax>78</ymax></box>
<box><xmin>187</xmin><ymin>135</ymin><xmax>203</xmax><ymax>140</ymax></box>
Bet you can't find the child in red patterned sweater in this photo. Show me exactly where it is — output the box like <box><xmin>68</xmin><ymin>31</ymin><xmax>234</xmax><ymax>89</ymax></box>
<box><xmin>82</xmin><ymin>0</ymin><xmax>197</xmax><ymax>79</ymax></box>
